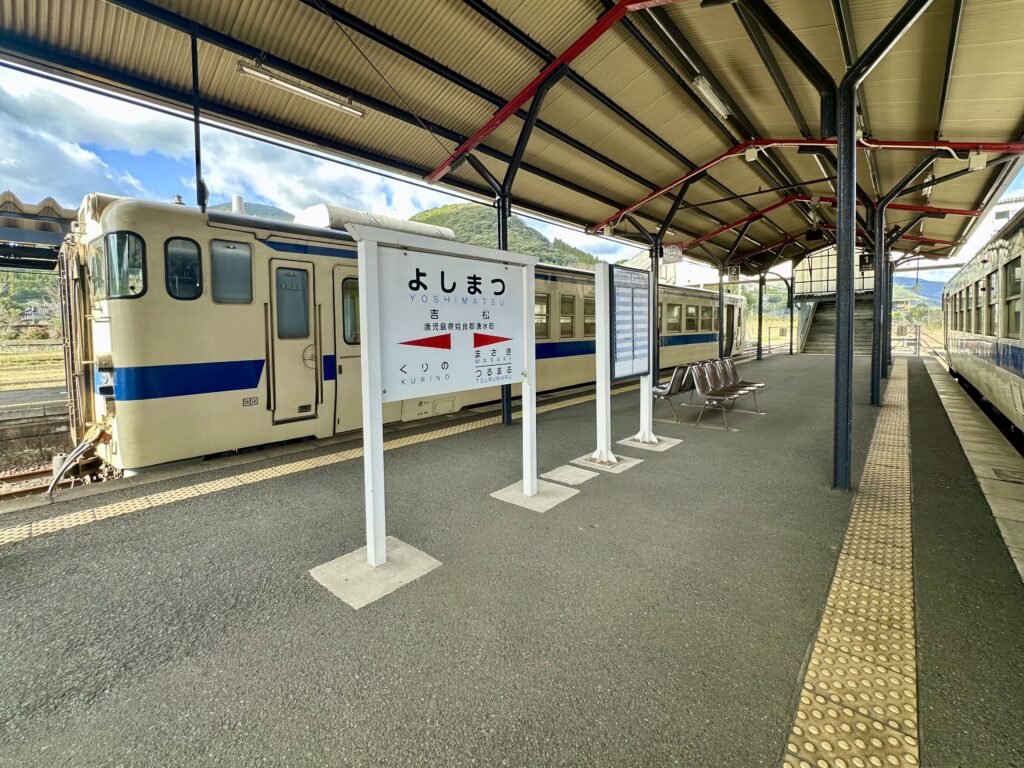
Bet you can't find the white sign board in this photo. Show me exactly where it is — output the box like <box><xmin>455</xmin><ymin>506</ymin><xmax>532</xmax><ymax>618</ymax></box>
<box><xmin>378</xmin><ymin>249</ymin><xmax>523</xmax><ymax>403</ymax></box>
<box><xmin>610</xmin><ymin>265</ymin><xmax>650</xmax><ymax>381</ymax></box>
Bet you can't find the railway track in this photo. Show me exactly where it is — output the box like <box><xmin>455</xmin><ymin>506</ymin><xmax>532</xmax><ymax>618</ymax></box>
<box><xmin>0</xmin><ymin>465</ymin><xmax>73</xmax><ymax>501</ymax></box>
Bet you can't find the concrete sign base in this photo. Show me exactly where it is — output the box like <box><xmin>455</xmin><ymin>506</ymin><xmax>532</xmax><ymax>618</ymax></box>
<box><xmin>618</xmin><ymin>436</ymin><xmax>681</xmax><ymax>452</ymax></box>
<box><xmin>572</xmin><ymin>453</ymin><xmax>643</xmax><ymax>474</ymax></box>
<box><xmin>491</xmin><ymin>478</ymin><xmax>578</xmax><ymax>513</ymax></box>
<box><xmin>310</xmin><ymin>536</ymin><xmax>441</xmax><ymax>610</ymax></box>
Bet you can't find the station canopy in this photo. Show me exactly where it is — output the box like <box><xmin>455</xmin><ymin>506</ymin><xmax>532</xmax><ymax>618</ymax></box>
<box><xmin>2</xmin><ymin>0</ymin><xmax>1022</xmax><ymax>273</ymax></box>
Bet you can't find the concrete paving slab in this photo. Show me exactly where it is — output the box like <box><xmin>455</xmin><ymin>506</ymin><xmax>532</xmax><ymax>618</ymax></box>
<box><xmin>490</xmin><ymin>478</ymin><xmax>578</xmax><ymax>512</ymax></box>
<box><xmin>571</xmin><ymin>453</ymin><xmax>643</xmax><ymax>473</ymax></box>
<box><xmin>617</xmin><ymin>435</ymin><xmax>681</xmax><ymax>452</ymax></box>
<box><xmin>977</xmin><ymin>477</ymin><xmax>1024</xmax><ymax>503</ymax></box>
<box><xmin>309</xmin><ymin>536</ymin><xmax>442</xmax><ymax>610</ymax></box>
<box><xmin>540</xmin><ymin>464</ymin><xmax>599</xmax><ymax>486</ymax></box>
<box><xmin>996</xmin><ymin>518</ymin><xmax>1024</xmax><ymax>549</ymax></box>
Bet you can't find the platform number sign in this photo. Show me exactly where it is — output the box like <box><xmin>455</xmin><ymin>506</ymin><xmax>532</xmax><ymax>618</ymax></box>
<box><xmin>609</xmin><ymin>264</ymin><xmax>650</xmax><ymax>381</ymax></box>
<box><xmin>378</xmin><ymin>248</ymin><xmax>523</xmax><ymax>403</ymax></box>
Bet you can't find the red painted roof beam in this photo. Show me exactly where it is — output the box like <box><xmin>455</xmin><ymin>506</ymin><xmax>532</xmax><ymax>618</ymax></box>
<box><xmin>668</xmin><ymin>194</ymin><xmax>978</xmax><ymax>254</ymax></box>
<box><xmin>590</xmin><ymin>137</ymin><xmax>1019</xmax><ymax>234</ymax></box>
<box><xmin>426</xmin><ymin>0</ymin><xmax>686</xmax><ymax>183</ymax></box>
<box><xmin>820</xmin><ymin>224</ymin><xmax>958</xmax><ymax>246</ymax></box>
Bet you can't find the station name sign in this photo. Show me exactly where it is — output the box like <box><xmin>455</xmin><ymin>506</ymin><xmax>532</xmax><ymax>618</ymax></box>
<box><xmin>378</xmin><ymin>248</ymin><xmax>524</xmax><ymax>403</ymax></box>
<box><xmin>609</xmin><ymin>264</ymin><xmax>650</xmax><ymax>381</ymax></box>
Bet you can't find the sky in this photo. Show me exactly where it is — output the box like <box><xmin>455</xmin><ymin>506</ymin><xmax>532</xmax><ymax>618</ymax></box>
<box><xmin>0</xmin><ymin>65</ymin><xmax>642</xmax><ymax>264</ymax></box>
<box><xmin>2</xmin><ymin>63</ymin><xmax>1022</xmax><ymax>281</ymax></box>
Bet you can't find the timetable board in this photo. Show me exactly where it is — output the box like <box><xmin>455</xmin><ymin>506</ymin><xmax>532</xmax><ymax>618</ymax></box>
<box><xmin>609</xmin><ymin>264</ymin><xmax>650</xmax><ymax>381</ymax></box>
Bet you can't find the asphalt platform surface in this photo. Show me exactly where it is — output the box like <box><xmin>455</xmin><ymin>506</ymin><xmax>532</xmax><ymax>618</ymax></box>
<box><xmin>907</xmin><ymin>359</ymin><xmax>1024</xmax><ymax>768</ymax></box>
<box><xmin>0</xmin><ymin>386</ymin><xmax>66</xmax><ymax>408</ymax></box>
<box><xmin>0</xmin><ymin>356</ymin><xmax>895</xmax><ymax>767</ymax></box>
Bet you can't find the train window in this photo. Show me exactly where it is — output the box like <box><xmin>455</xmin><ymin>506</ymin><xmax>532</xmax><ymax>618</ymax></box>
<box><xmin>986</xmin><ymin>272</ymin><xmax>998</xmax><ymax>336</ymax></box>
<box><xmin>665</xmin><ymin>303</ymin><xmax>682</xmax><ymax>333</ymax></box>
<box><xmin>535</xmin><ymin>293</ymin><xmax>550</xmax><ymax>339</ymax></box>
<box><xmin>165</xmin><ymin>238</ymin><xmax>202</xmax><ymax>300</ymax></box>
<box><xmin>87</xmin><ymin>238</ymin><xmax>106</xmax><ymax>304</ymax></box>
<box><xmin>559</xmin><ymin>295</ymin><xmax>575</xmax><ymax>338</ymax></box>
<box><xmin>713</xmin><ymin>306</ymin><xmax>719</xmax><ymax>332</ymax></box>
<box><xmin>964</xmin><ymin>285</ymin><xmax>973</xmax><ymax>332</ymax></box>
<box><xmin>342</xmin><ymin>278</ymin><xmax>360</xmax><ymax>345</ymax></box>
<box><xmin>685</xmin><ymin>305</ymin><xmax>698</xmax><ymax>331</ymax></box>
<box><xmin>211</xmin><ymin>240</ymin><xmax>252</xmax><ymax>304</ymax></box>
<box><xmin>583</xmin><ymin>296</ymin><xmax>596</xmax><ymax>337</ymax></box>
<box><xmin>699</xmin><ymin>305</ymin><xmax>713</xmax><ymax>331</ymax></box>
<box><xmin>974</xmin><ymin>280</ymin><xmax>983</xmax><ymax>332</ymax></box>
<box><xmin>275</xmin><ymin>267</ymin><xmax>309</xmax><ymax>339</ymax></box>
<box><xmin>1004</xmin><ymin>257</ymin><xmax>1021</xmax><ymax>338</ymax></box>
<box><xmin>104</xmin><ymin>232</ymin><xmax>146</xmax><ymax>299</ymax></box>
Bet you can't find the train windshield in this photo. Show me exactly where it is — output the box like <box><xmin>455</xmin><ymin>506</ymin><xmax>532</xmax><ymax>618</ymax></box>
<box><xmin>105</xmin><ymin>232</ymin><xmax>146</xmax><ymax>299</ymax></box>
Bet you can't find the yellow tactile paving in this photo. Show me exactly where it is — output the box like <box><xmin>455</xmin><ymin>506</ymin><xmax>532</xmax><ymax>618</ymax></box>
<box><xmin>0</xmin><ymin>389</ymin><xmax>606</xmax><ymax>549</ymax></box>
<box><xmin>782</xmin><ymin>360</ymin><xmax>918</xmax><ymax>768</ymax></box>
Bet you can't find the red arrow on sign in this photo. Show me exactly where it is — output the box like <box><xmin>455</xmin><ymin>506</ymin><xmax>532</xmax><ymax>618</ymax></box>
<box><xmin>473</xmin><ymin>332</ymin><xmax>512</xmax><ymax>348</ymax></box>
<box><xmin>400</xmin><ymin>333</ymin><xmax>451</xmax><ymax>350</ymax></box>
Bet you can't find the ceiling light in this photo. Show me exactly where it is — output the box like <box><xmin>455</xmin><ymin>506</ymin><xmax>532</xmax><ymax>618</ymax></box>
<box><xmin>806</xmin><ymin>228</ymin><xmax>824</xmax><ymax>242</ymax></box>
<box><xmin>691</xmin><ymin>75</ymin><xmax>731</xmax><ymax>121</ymax></box>
<box><xmin>744</xmin><ymin>147</ymin><xmax>758</xmax><ymax>162</ymax></box>
<box><xmin>968</xmin><ymin>150</ymin><xmax>988</xmax><ymax>171</ymax></box>
<box><xmin>237</xmin><ymin>61</ymin><xmax>364</xmax><ymax>118</ymax></box>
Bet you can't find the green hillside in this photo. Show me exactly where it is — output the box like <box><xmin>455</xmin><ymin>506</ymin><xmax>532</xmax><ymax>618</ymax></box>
<box><xmin>208</xmin><ymin>201</ymin><xmax>294</xmax><ymax>221</ymax></box>
<box><xmin>411</xmin><ymin>204</ymin><xmax>599</xmax><ymax>267</ymax></box>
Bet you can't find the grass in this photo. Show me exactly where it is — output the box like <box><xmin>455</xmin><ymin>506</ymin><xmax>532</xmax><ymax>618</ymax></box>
<box><xmin>0</xmin><ymin>347</ymin><xmax>64</xmax><ymax>391</ymax></box>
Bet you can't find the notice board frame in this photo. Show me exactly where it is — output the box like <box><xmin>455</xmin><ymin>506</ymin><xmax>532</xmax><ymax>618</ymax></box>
<box><xmin>608</xmin><ymin>263</ymin><xmax>651</xmax><ymax>383</ymax></box>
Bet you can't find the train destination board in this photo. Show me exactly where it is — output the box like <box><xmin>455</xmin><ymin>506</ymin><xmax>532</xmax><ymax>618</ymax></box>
<box><xmin>378</xmin><ymin>248</ymin><xmax>524</xmax><ymax>403</ymax></box>
<box><xmin>610</xmin><ymin>265</ymin><xmax>650</xmax><ymax>381</ymax></box>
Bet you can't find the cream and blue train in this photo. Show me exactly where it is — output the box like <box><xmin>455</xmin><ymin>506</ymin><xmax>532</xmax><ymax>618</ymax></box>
<box><xmin>944</xmin><ymin>207</ymin><xmax>1024</xmax><ymax>432</ymax></box>
<box><xmin>59</xmin><ymin>195</ymin><xmax>746</xmax><ymax>472</ymax></box>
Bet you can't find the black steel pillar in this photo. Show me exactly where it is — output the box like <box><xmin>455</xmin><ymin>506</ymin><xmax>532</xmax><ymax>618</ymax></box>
<box><xmin>788</xmin><ymin>281</ymin><xmax>795</xmax><ymax>355</ymax></box>
<box><xmin>885</xmin><ymin>261</ymin><xmax>895</xmax><ymax>372</ymax></box>
<box><xmin>757</xmin><ymin>273</ymin><xmax>765</xmax><ymax>360</ymax></box>
<box><xmin>870</xmin><ymin>207</ymin><xmax>886</xmax><ymax>404</ymax></box>
<box><xmin>833</xmin><ymin>79</ymin><xmax>858</xmax><ymax>489</ymax></box>
<box><xmin>189</xmin><ymin>33</ymin><xmax>206</xmax><ymax>212</ymax></box>
<box><xmin>718</xmin><ymin>268</ymin><xmax>726</xmax><ymax>358</ymax></box>
<box><xmin>497</xmin><ymin>192</ymin><xmax>513</xmax><ymax>424</ymax></box>
<box><xmin>832</xmin><ymin>0</ymin><xmax>933</xmax><ymax>490</ymax></box>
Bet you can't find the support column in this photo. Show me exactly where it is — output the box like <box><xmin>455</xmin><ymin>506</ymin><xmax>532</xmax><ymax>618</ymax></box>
<box><xmin>788</xmin><ymin>281</ymin><xmax>795</xmax><ymax>355</ymax></box>
<box><xmin>870</xmin><ymin>207</ymin><xmax>886</xmax><ymax>404</ymax></box>
<box><xmin>497</xmin><ymin>192</ymin><xmax>513</xmax><ymax>425</ymax></box>
<box><xmin>189</xmin><ymin>33</ymin><xmax>206</xmax><ymax>212</ymax></box>
<box><xmin>651</xmin><ymin>244</ymin><xmax>661</xmax><ymax>380</ymax></box>
<box><xmin>757</xmin><ymin>272</ymin><xmax>765</xmax><ymax>360</ymax></box>
<box><xmin>718</xmin><ymin>267</ymin><xmax>726</xmax><ymax>358</ymax></box>
<box><xmin>833</xmin><ymin>79</ymin><xmax>858</xmax><ymax>490</ymax></box>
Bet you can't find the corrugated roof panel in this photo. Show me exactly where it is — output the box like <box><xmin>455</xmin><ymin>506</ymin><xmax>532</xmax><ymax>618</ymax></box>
<box><xmin>0</xmin><ymin>0</ymin><xmax>1021</xmax><ymax>266</ymax></box>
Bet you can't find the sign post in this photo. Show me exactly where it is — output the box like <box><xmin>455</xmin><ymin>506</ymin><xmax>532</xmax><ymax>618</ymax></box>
<box><xmin>310</xmin><ymin>225</ymin><xmax>537</xmax><ymax>608</ymax></box>
<box><xmin>589</xmin><ymin>262</ymin><xmax>617</xmax><ymax>465</ymax></box>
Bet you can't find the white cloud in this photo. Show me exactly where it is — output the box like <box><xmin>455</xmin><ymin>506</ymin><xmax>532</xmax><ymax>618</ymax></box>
<box><xmin>529</xmin><ymin>218</ymin><xmax>643</xmax><ymax>263</ymax></box>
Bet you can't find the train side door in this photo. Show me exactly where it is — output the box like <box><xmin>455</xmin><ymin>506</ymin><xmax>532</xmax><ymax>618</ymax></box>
<box><xmin>724</xmin><ymin>304</ymin><xmax>735</xmax><ymax>356</ymax></box>
<box><xmin>269</xmin><ymin>259</ymin><xmax>318</xmax><ymax>422</ymax></box>
<box><xmin>332</xmin><ymin>265</ymin><xmax>361</xmax><ymax>432</ymax></box>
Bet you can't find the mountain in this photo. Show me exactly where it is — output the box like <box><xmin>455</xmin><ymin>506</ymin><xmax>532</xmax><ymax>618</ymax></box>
<box><xmin>411</xmin><ymin>204</ymin><xmax>599</xmax><ymax>268</ymax></box>
<box><xmin>208</xmin><ymin>201</ymin><xmax>294</xmax><ymax>221</ymax></box>
<box><xmin>893</xmin><ymin>276</ymin><xmax>943</xmax><ymax>306</ymax></box>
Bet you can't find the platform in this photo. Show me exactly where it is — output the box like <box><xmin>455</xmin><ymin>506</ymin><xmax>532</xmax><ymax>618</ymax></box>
<box><xmin>0</xmin><ymin>356</ymin><xmax>1021</xmax><ymax>767</ymax></box>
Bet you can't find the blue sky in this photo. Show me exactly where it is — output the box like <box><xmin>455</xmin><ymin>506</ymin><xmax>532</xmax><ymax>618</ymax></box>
<box><xmin>2</xmin><ymin>63</ymin><xmax>1021</xmax><ymax>277</ymax></box>
<box><xmin>0</xmin><ymin>66</ymin><xmax>643</xmax><ymax>263</ymax></box>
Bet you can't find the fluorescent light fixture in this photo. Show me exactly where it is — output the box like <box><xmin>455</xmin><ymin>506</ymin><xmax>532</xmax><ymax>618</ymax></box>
<box><xmin>691</xmin><ymin>75</ymin><xmax>731</xmax><ymax>120</ymax></box>
<box><xmin>237</xmin><ymin>61</ymin><xmax>364</xmax><ymax>118</ymax></box>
